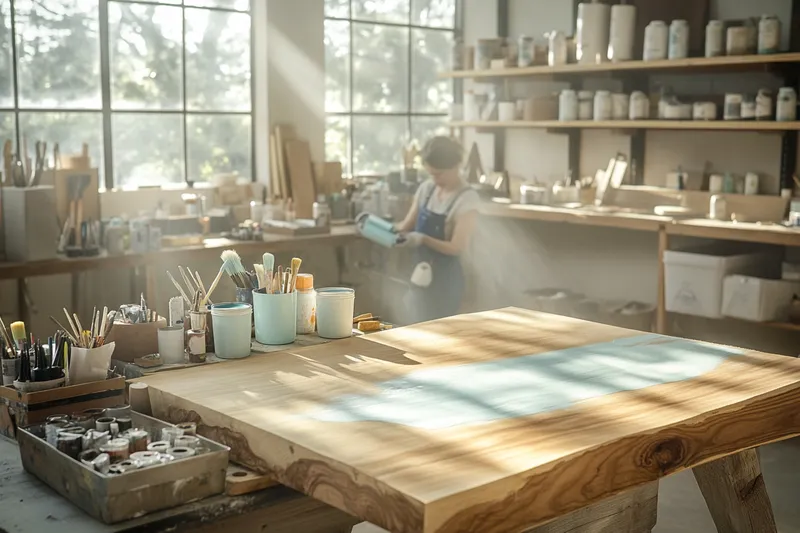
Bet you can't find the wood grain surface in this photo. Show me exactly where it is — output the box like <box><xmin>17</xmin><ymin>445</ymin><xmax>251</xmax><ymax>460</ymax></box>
<box><xmin>138</xmin><ymin>308</ymin><xmax>800</xmax><ymax>533</ymax></box>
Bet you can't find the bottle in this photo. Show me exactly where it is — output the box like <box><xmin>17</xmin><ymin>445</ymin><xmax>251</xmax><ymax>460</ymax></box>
<box><xmin>758</xmin><ymin>15</ymin><xmax>781</xmax><ymax>54</ymax></box>
<box><xmin>709</xmin><ymin>195</ymin><xmax>727</xmax><ymax>221</ymax></box>
<box><xmin>548</xmin><ymin>31</ymin><xmax>568</xmax><ymax>66</ymax></box>
<box><xmin>295</xmin><ymin>274</ymin><xmax>316</xmax><ymax>335</ymax></box>
<box><xmin>578</xmin><ymin>90</ymin><xmax>594</xmax><ymax>120</ymax></box>
<box><xmin>611</xmin><ymin>93</ymin><xmax>630</xmax><ymax>120</ymax></box>
<box><xmin>558</xmin><ymin>89</ymin><xmax>578</xmax><ymax>121</ymax></box>
<box><xmin>705</xmin><ymin>20</ymin><xmax>724</xmax><ymax>57</ymax></box>
<box><xmin>668</xmin><ymin>20</ymin><xmax>690</xmax><ymax>59</ymax></box>
<box><xmin>755</xmin><ymin>89</ymin><xmax>773</xmax><ymax>120</ymax></box>
<box><xmin>776</xmin><ymin>87</ymin><xmax>797</xmax><ymax>121</ymax></box>
<box><xmin>284</xmin><ymin>198</ymin><xmax>296</xmax><ymax>222</ymax></box>
<box><xmin>629</xmin><ymin>91</ymin><xmax>650</xmax><ymax>120</ymax></box>
<box><xmin>518</xmin><ymin>35</ymin><xmax>535</xmax><ymax>67</ymax></box>
<box><xmin>741</xmin><ymin>94</ymin><xmax>756</xmax><ymax>120</ymax></box>
<box><xmin>643</xmin><ymin>21</ymin><xmax>668</xmax><ymax>61</ymax></box>
<box><xmin>593</xmin><ymin>91</ymin><xmax>612</xmax><ymax>121</ymax></box>
<box><xmin>312</xmin><ymin>195</ymin><xmax>331</xmax><ymax>227</ymax></box>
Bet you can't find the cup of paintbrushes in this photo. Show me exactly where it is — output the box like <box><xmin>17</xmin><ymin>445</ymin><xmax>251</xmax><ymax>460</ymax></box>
<box><xmin>68</xmin><ymin>342</ymin><xmax>116</xmax><ymax>385</ymax></box>
<box><xmin>1</xmin><ymin>357</ymin><xmax>20</xmax><ymax>387</ymax></box>
<box><xmin>253</xmin><ymin>288</ymin><xmax>297</xmax><ymax>346</ymax></box>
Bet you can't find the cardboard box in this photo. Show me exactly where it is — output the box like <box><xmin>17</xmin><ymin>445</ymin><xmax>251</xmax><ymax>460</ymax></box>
<box><xmin>2</xmin><ymin>186</ymin><xmax>59</xmax><ymax>262</ymax></box>
<box><xmin>722</xmin><ymin>275</ymin><xmax>800</xmax><ymax>322</ymax></box>
<box><xmin>523</xmin><ymin>95</ymin><xmax>559</xmax><ymax>121</ymax></box>
<box><xmin>0</xmin><ymin>374</ymin><xmax>125</xmax><ymax>439</ymax></box>
<box><xmin>105</xmin><ymin>319</ymin><xmax>167</xmax><ymax>362</ymax></box>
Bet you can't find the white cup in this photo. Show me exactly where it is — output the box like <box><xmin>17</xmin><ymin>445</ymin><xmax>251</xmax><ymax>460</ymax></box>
<box><xmin>158</xmin><ymin>326</ymin><xmax>185</xmax><ymax>365</ymax></box>
<box><xmin>498</xmin><ymin>102</ymin><xmax>517</xmax><ymax>122</ymax></box>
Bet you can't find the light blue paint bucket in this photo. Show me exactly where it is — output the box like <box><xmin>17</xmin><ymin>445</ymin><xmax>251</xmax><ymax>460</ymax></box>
<box><xmin>316</xmin><ymin>287</ymin><xmax>355</xmax><ymax>339</ymax></box>
<box><xmin>253</xmin><ymin>289</ymin><xmax>297</xmax><ymax>345</ymax></box>
<box><xmin>210</xmin><ymin>303</ymin><xmax>252</xmax><ymax>359</ymax></box>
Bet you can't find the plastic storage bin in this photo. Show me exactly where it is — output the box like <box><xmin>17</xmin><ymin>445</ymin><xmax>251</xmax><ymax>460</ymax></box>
<box><xmin>664</xmin><ymin>246</ymin><xmax>776</xmax><ymax>318</ymax></box>
<box><xmin>722</xmin><ymin>275</ymin><xmax>800</xmax><ymax>322</ymax></box>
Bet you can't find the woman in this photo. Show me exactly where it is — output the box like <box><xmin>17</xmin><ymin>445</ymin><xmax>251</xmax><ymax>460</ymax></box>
<box><xmin>396</xmin><ymin>136</ymin><xmax>480</xmax><ymax>323</ymax></box>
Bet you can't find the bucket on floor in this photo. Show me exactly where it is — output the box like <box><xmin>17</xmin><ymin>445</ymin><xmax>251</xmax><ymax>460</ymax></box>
<box><xmin>211</xmin><ymin>303</ymin><xmax>252</xmax><ymax>359</ymax></box>
<box><xmin>253</xmin><ymin>289</ymin><xmax>297</xmax><ymax>345</ymax></box>
<box><xmin>316</xmin><ymin>287</ymin><xmax>355</xmax><ymax>339</ymax></box>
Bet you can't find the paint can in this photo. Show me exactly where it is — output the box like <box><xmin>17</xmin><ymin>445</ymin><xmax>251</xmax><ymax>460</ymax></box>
<box><xmin>608</xmin><ymin>4</ymin><xmax>636</xmax><ymax>61</ymax></box>
<box><xmin>744</xmin><ymin>173</ymin><xmax>760</xmax><ymax>195</ymax></box>
<box><xmin>176</xmin><ymin>422</ymin><xmax>197</xmax><ymax>436</ymax></box>
<box><xmin>593</xmin><ymin>91</ymin><xmax>612</xmax><ymax>121</ymax></box>
<box><xmin>253</xmin><ymin>289</ymin><xmax>297</xmax><ymax>346</ymax></box>
<box><xmin>726</xmin><ymin>27</ymin><xmax>749</xmax><ymax>55</ymax></box>
<box><xmin>211</xmin><ymin>303</ymin><xmax>252</xmax><ymax>359</ymax></box>
<box><xmin>548</xmin><ymin>31</ymin><xmax>568</xmax><ymax>66</ymax></box>
<box><xmin>611</xmin><ymin>93</ymin><xmax>629</xmax><ymax>120</ymax></box>
<box><xmin>517</xmin><ymin>35</ymin><xmax>535</xmax><ymax>67</ymax></box>
<box><xmin>578</xmin><ymin>90</ymin><xmax>594</xmax><ymax>120</ymax></box>
<box><xmin>147</xmin><ymin>440</ymin><xmax>171</xmax><ymax>453</ymax></box>
<box><xmin>723</xmin><ymin>94</ymin><xmax>742</xmax><ymax>120</ymax></box>
<box><xmin>668</xmin><ymin>20</ymin><xmax>689</xmax><ymax>59</ymax></box>
<box><xmin>758</xmin><ymin>15</ymin><xmax>781</xmax><ymax>54</ymax></box>
<box><xmin>643</xmin><ymin>21</ymin><xmax>668</xmax><ymax>61</ymax></box>
<box><xmin>100</xmin><ymin>438</ymin><xmax>131</xmax><ymax>463</ymax></box>
<box><xmin>776</xmin><ymin>87</ymin><xmax>797</xmax><ymax>121</ymax></box>
<box><xmin>705</xmin><ymin>20</ymin><xmax>724</xmax><ymax>57</ymax></box>
<box><xmin>576</xmin><ymin>2</ymin><xmax>610</xmax><ymax>64</ymax></box>
<box><xmin>56</xmin><ymin>433</ymin><xmax>82</xmax><ymax>459</ymax></box>
<box><xmin>116</xmin><ymin>417</ymin><xmax>132</xmax><ymax>432</ymax></box>
<box><xmin>558</xmin><ymin>89</ymin><xmax>578</xmax><ymax>121</ymax></box>
<box><xmin>161</xmin><ymin>426</ymin><xmax>184</xmax><ymax>446</ymax></box>
<box><xmin>316</xmin><ymin>288</ymin><xmax>355</xmax><ymax>340</ymax></box>
<box><xmin>175</xmin><ymin>436</ymin><xmax>201</xmax><ymax>449</ymax></box>
<box><xmin>168</xmin><ymin>447</ymin><xmax>196</xmax><ymax>460</ymax></box>
<box><xmin>629</xmin><ymin>91</ymin><xmax>649</xmax><ymax>120</ymax></box>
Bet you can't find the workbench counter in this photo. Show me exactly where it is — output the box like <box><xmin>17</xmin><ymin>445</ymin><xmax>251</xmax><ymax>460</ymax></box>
<box><xmin>0</xmin><ymin>226</ymin><xmax>359</xmax><ymax>281</ymax></box>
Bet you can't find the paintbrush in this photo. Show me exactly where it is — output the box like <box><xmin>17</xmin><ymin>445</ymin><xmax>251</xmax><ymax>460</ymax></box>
<box><xmin>0</xmin><ymin>315</ymin><xmax>14</xmax><ymax>355</ymax></box>
<box><xmin>202</xmin><ymin>250</ymin><xmax>242</xmax><ymax>306</ymax></box>
<box><xmin>262</xmin><ymin>253</ymin><xmax>275</xmax><ymax>294</ymax></box>
<box><xmin>254</xmin><ymin>264</ymin><xmax>266</xmax><ymax>289</ymax></box>
<box><xmin>63</xmin><ymin>308</ymin><xmax>80</xmax><ymax>341</ymax></box>
<box><xmin>49</xmin><ymin>316</ymin><xmax>79</xmax><ymax>344</ymax></box>
<box><xmin>10</xmin><ymin>321</ymin><xmax>26</xmax><ymax>351</ymax></box>
<box><xmin>276</xmin><ymin>266</ymin><xmax>284</xmax><ymax>294</ymax></box>
<box><xmin>167</xmin><ymin>270</ymin><xmax>192</xmax><ymax>305</ymax></box>
<box><xmin>178</xmin><ymin>266</ymin><xmax>199</xmax><ymax>296</ymax></box>
<box><xmin>194</xmin><ymin>271</ymin><xmax>211</xmax><ymax>303</ymax></box>
<box><xmin>289</xmin><ymin>257</ymin><xmax>302</xmax><ymax>292</ymax></box>
<box><xmin>220</xmin><ymin>249</ymin><xmax>249</xmax><ymax>288</ymax></box>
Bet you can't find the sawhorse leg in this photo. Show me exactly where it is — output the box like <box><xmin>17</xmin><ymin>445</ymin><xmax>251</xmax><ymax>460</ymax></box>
<box><xmin>693</xmin><ymin>448</ymin><xmax>777</xmax><ymax>533</ymax></box>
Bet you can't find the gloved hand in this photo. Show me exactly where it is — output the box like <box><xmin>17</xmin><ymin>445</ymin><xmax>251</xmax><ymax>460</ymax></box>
<box><xmin>397</xmin><ymin>232</ymin><xmax>424</xmax><ymax>248</ymax></box>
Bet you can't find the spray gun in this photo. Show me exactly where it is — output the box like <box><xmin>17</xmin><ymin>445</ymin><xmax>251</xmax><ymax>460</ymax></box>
<box><xmin>356</xmin><ymin>213</ymin><xmax>404</xmax><ymax>248</ymax></box>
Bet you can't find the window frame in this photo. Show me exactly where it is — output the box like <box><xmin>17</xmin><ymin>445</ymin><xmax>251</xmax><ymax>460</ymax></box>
<box><xmin>324</xmin><ymin>0</ymin><xmax>463</xmax><ymax>177</ymax></box>
<box><xmin>1</xmin><ymin>0</ymin><xmax>255</xmax><ymax>189</ymax></box>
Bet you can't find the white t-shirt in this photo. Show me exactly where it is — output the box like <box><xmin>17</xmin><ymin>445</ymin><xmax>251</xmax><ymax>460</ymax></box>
<box><xmin>414</xmin><ymin>179</ymin><xmax>480</xmax><ymax>240</ymax></box>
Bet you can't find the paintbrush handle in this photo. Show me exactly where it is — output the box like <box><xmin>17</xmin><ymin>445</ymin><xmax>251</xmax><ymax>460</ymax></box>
<box><xmin>168</xmin><ymin>271</ymin><xmax>192</xmax><ymax>305</ymax></box>
<box><xmin>202</xmin><ymin>267</ymin><xmax>225</xmax><ymax>307</ymax></box>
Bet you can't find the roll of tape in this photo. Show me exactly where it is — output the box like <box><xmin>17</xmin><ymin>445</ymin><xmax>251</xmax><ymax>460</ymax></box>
<box><xmin>167</xmin><ymin>447</ymin><xmax>196</xmax><ymax>460</ymax></box>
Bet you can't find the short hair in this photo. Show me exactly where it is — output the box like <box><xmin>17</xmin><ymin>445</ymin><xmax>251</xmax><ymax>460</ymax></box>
<box><xmin>421</xmin><ymin>136</ymin><xmax>463</xmax><ymax>171</ymax></box>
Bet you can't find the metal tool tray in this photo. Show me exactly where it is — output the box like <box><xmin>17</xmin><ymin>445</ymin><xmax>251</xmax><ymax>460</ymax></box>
<box><xmin>18</xmin><ymin>410</ymin><xmax>229</xmax><ymax>524</ymax></box>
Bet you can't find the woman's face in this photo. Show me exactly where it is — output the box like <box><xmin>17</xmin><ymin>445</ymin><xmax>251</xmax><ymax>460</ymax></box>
<box><xmin>425</xmin><ymin>165</ymin><xmax>460</xmax><ymax>187</ymax></box>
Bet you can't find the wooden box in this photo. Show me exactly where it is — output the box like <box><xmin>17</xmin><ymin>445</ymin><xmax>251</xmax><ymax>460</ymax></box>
<box><xmin>105</xmin><ymin>318</ymin><xmax>167</xmax><ymax>362</ymax></box>
<box><xmin>18</xmin><ymin>410</ymin><xmax>229</xmax><ymax>523</ymax></box>
<box><xmin>0</xmin><ymin>375</ymin><xmax>125</xmax><ymax>439</ymax></box>
<box><xmin>2</xmin><ymin>186</ymin><xmax>60</xmax><ymax>261</ymax></box>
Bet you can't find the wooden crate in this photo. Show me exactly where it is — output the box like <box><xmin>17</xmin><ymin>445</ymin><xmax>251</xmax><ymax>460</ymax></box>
<box><xmin>18</xmin><ymin>411</ymin><xmax>229</xmax><ymax>523</ymax></box>
<box><xmin>0</xmin><ymin>375</ymin><xmax>125</xmax><ymax>439</ymax></box>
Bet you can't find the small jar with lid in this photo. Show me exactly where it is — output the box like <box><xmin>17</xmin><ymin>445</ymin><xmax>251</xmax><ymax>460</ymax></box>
<box><xmin>295</xmin><ymin>274</ymin><xmax>316</xmax><ymax>335</ymax></box>
<box><xmin>643</xmin><ymin>21</ymin><xmax>668</xmax><ymax>61</ymax></box>
<box><xmin>758</xmin><ymin>15</ymin><xmax>781</xmax><ymax>54</ymax></box>
<box><xmin>668</xmin><ymin>20</ymin><xmax>690</xmax><ymax>59</ymax></box>
<box><xmin>578</xmin><ymin>90</ymin><xmax>594</xmax><ymax>120</ymax></box>
<box><xmin>558</xmin><ymin>89</ymin><xmax>578</xmax><ymax>121</ymax></box>
<box><xmin>776</xmin><ymin>87</ymin><xmax>797</xmax><ymax>121</ymax></box>
<box><xmin>705</xmin><ymin>20</ymin><xmax>724</xmax><ymax>57</ymax></box>
<box><xmin>593</xmin><ymin>91</ymin><xmax>612</xmax><ymax>121</ymax></box>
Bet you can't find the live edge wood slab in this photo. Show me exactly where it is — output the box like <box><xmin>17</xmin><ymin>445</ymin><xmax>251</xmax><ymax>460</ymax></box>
<box><xmin>136</xmin><ymin>307</ymin><xmax>800</xmax><ymax>533</ymax></box>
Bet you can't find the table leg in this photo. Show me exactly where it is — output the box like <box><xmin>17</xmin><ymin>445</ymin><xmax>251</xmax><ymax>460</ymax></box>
<box><xmin>693</xmin><ymin>448</ymin><xmax>777</xmax><ymax>533</ymax></box>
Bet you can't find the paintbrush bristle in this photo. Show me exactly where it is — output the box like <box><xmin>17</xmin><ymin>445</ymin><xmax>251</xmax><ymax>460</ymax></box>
<box><xmin>10</xmin><ymin>321</ymin><xmax>26</xmax><ymax>341</ymax></box>
<box><xmin>220</xmin><ymin>249</ymin><xmax>246</xmax><ymax>276</ymax></box>
<box><xmin>262</xmin><ymin>252</ymin><xmax>274</xmax><ymax>272</ymax></box>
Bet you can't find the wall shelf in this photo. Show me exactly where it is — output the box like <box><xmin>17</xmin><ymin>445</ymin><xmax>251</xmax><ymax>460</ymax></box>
<box><xmin>450</xmin><ymin>120</ymin><xmax>800</xmax><ymax>132</ymax></box>
<box><xmin>440</xmin><ymin>52</ymin><xmax>800</xmax><ymax>80</ymax></box>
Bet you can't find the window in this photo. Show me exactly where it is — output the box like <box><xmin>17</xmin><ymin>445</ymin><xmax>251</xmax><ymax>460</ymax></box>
<box><xmin>324</xmin><ymin>0</ymin><xmax>458</xmax><ymax>177</ymax></box>
<box><xmin>0</xmin><ymin>0</ymin><xmax>252</xmax><ymax>188</ymax></box>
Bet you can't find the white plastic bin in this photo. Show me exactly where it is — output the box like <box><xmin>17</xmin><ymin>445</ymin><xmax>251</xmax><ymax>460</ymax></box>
<box><xmin>722</xmin><ymin>275</ymin><xmax>800</xmax><ymax>322</ymax></box>
<box><xmin>664</xmin><ymin>246</ymin><xmax>776</xmax><ymax>318</ymax></box>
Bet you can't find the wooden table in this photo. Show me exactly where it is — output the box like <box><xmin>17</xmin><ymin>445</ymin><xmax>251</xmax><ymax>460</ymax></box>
<box><xmin>136</xmin><ymin>307</ymin><xmax>800</xmax><ymax>533</ymax></box>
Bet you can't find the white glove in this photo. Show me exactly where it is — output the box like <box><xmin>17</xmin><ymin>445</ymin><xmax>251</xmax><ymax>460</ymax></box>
<box><xmin>398</xmin><ymin>232</ymin><xmax>424</xmax><ymax>248</ymax></box>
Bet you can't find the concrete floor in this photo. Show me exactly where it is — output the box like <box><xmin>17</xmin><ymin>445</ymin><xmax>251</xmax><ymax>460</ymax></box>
<box><xmin>355</xmin><ymin>438</ymin><xmax>800</xmax><ymax>533</ymax></box>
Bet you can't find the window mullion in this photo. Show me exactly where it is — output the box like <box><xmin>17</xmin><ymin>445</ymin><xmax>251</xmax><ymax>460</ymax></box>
<box><xmin>99</xmin><ymin>0</ymin><xmax>114</xmax><ymax>189</ymax></box>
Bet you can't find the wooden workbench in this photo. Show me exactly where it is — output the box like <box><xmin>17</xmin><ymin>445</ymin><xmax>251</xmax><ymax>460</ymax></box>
<box><xmin>479</xmin><ymin>202</ymin><xmax>800</xmax><ymax>335</ymax></box>
<box><xmin>137</xmin><ymin>307</ymin><xmax>800</xmax><ymax>533</ymax></box>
